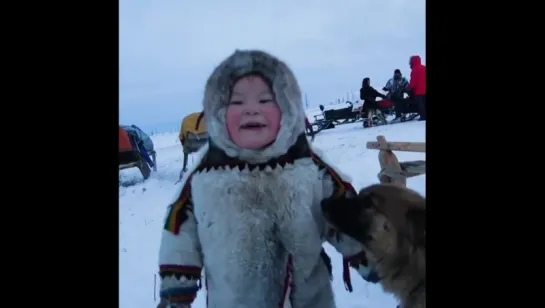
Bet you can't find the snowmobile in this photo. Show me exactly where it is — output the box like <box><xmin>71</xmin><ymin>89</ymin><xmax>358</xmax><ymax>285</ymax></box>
<box><xmin>361</xmin><ymin>98</ymin><xmax>420</xmax><ymax>128</ymax></box>
<box><xmin>360</xmin><ymin>99</ymin><xmax>393</xmax><ymax>128</ymax></box>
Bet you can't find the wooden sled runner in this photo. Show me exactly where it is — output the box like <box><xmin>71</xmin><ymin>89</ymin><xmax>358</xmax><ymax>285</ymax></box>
<box><xmin>366</xmin><ymin>135</ymin><xmax>426</xmax><ymax>187</ymax></box>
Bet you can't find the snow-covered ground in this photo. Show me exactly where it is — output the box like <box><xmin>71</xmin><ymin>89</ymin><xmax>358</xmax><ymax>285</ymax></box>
<box><xmin>119</xmin><ymin>120</ymin><xmax>425</xmax><ymax>308</ymax></box>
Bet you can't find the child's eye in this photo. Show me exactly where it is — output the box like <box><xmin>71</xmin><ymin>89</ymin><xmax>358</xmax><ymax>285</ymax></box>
<box><xmin>229</xmin><ymin>100</ymin><xmax>243</xmax><ymax>105</ymax></box>
<box><xmin>259</xmin><ymin>99</ymin><xmax>273</xmax><ymax>104</ymax></box>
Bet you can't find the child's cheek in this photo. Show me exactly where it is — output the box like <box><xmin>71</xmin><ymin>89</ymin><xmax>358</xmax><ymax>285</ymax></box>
<box><xmin>266</xmin><ymin>104</ymin><xmax>282</xmax><ymax>137</ymax></box>
<box><xmin>225</xmin><ymin>105</ymin><xmax>241</xmax><ymax>141</ymax></box>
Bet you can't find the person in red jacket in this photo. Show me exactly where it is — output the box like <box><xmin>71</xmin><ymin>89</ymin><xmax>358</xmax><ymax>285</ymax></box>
<box><xmin>407</xmin><ymin>55</ymin><xmax>426</xmax><ymax>121</ymax></box>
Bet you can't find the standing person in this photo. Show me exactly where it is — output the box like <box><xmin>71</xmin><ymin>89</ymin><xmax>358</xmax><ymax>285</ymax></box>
<box><xmin>383</xmin><ymin>69</ymin><xmax>409</xmax><ymax>123</ymax></box>
<box><xmin>305</xmin><ymin>116</ymin><xmax>315</xmax><ymax>142</ymax></box>
<box><xmin>157</xmin><ymin>50</ymin><xmax>379</xmax><ymax>308</ymax></box>
<box><xmin>407</xmin><ymin>55</ymin><xmax>426</xmax><ymax>121</ymax></box>
<box><xmin>360</xmin><ymin>77</ymin><xmax>387</xmax><ymax>127</ymax></box>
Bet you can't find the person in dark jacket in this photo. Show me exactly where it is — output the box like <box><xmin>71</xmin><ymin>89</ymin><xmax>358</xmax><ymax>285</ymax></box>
<box><xmin>360</xmin><ymin>77</ymin><xmax>387</xmax><ymax>127</ymax></box>
<box><xmin>383</xmin><ymin>69</ymin><xmax>409</xmax><ymax>123</ymax></box>
<box><xmin>407</xmin><ymin>55</ymin><xmax>426</xmax><ymax>121</ymax></box>
<box><xmin>304</xmin><ymin>116</ymin><xmax>315</xmax><ymax>142</ymax></box>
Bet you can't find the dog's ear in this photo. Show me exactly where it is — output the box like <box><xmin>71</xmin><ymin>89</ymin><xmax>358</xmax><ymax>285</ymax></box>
<box><xmin>321</xmin><ymin>196</ymin><xmax>371</xmax><ymax>244</ymax></box>
<box><xmin>321</xmin><ymin>197</ymin><xmax>364</xmax><ymax>225</ymax></box>
<box><xmin>405</xmin><ymin>207</ymin><xmax>426</xmax><ymax>246</ymax></box>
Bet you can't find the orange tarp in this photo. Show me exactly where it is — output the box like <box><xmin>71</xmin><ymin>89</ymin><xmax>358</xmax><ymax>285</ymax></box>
<box><xmin>179</xmin><ymin>112</ymin><xmax>207</xmax><ymax>143</ymax></box>
<box><xmin>119</xmin><ymin>127</ymin><xmax>133</xmax><ymax>151</ymax></box>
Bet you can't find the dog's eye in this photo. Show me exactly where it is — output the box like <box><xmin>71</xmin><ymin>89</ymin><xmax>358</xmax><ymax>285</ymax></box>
<box><xmin>383</xmin><ymin>222</ymin><xmax>390</xmax><ymax>231</ymax></box>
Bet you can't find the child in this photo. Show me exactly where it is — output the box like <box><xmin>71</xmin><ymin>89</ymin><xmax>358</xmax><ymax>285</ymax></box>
<box><xmin>158</xmin><ymin>50</ymin><xmax>378</xmax><ymax>308</ymax></box>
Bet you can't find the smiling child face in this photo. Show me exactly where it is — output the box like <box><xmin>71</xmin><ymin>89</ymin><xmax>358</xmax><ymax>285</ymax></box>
<box><xmin>225</xmin><ymin>75</ymin><xmax>282</xmax><ymax>150</ymax></box>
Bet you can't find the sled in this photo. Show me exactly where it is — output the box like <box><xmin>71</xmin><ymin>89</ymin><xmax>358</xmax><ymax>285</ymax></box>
<box><xmin>366</xmin><ymin>135</ymin><xmax>426</xmax><ymax>187</ymax></box>
<box><xmin>311</xmin><ymin>101</ymin><xmax>362</xmax><ymax>135</ymax></box>
<box><xmin>119</xmin><ymin>125</ymin><xmax>157</xmax><ymax>180</ymax></box>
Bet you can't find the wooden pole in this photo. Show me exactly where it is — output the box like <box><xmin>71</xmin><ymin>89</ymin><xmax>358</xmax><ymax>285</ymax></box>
<box><xmin>376</xmin><ymin>136</ymin><xmax>407</xmax><ymax>187</ymax></box>
<box><xmin>367</xmin><ymin>136</ymin><xmax>426</xmax><ymax>153</ymax></box>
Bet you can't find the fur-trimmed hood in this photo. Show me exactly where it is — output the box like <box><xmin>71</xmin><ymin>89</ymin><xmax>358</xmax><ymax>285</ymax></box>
<box><xmin>203</xmin><ymin>49</ymin><xmax>306</xmax><ymax>163</ymax></box>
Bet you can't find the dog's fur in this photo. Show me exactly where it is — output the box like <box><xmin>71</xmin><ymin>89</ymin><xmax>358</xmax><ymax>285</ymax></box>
<box><xmin>321</xmin><ymin>184</ymin><xmax>426</xmax><ymax>308</ymax></box>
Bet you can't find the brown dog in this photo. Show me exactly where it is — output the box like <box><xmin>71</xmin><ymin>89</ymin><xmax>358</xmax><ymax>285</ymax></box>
<box><xmin>322</xmin><ymin>184</ymin><xmax>425</xmax><ymax>308</ymax></box>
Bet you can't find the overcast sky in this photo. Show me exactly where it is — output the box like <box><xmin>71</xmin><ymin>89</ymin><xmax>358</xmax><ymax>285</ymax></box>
<box><xmin>120</xmin><ymin>0</ymin><xmax>425</xmax><ymax>131</ymax></box>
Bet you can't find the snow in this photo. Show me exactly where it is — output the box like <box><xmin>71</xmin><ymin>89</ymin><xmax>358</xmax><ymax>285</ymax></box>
<box><xmin>119</xmin><ymin>120</ymin><xmax>425</xmax><ymax>308</ymax></box>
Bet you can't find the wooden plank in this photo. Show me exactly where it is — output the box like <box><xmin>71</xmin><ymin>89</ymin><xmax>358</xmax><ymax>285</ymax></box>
<box><xmin>376</xmin><ymin>136</ymin><xmax>406</xmax><ymax>187</ymax></box>
<box><xmin>367</xmin><ymin>136</ymin><xmax>426</xmax><ymax>152</ymax></box>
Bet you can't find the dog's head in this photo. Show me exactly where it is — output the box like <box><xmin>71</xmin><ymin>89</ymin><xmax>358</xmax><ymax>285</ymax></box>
<box><xmin>321</xmin><ymin>195</ymin><xmax>374</xmax><ymax>244</ymax></box>
<box><xmin>322</xmin><ymin>184</ymin><xmax>425</xmax><ymax>261</ymax></box>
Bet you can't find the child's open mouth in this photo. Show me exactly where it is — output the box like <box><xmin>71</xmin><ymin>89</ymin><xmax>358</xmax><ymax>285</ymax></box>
<box><xmin>240</xmin><ymin>122</ymin><xmax>267</xmax><ymax>130</ymax></box>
